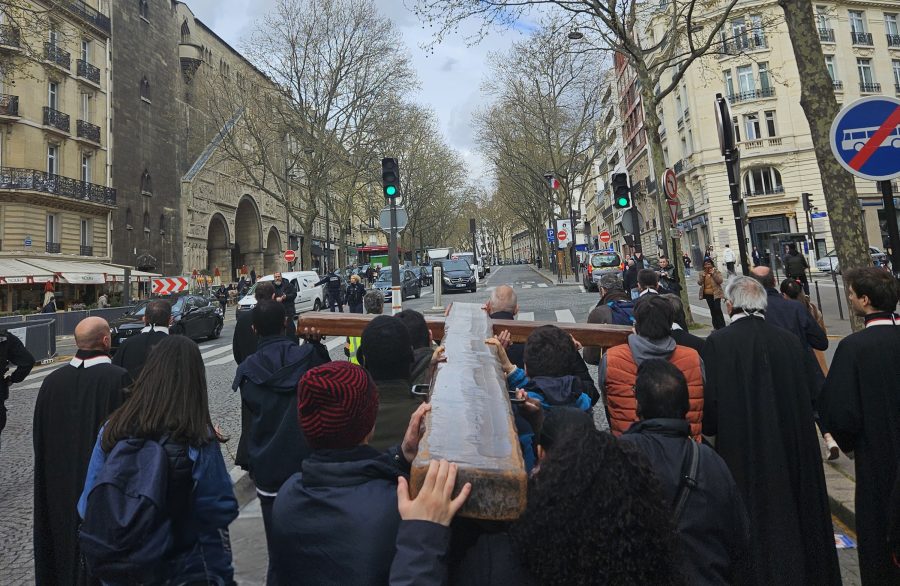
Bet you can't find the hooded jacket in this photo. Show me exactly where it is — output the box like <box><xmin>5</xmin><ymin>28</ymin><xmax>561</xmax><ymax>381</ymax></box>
<box><xmin>584</xmin><ymin>289</ymin><xmax>632</xmax><ymax>365</ymax></box>
<box><xmin>506</xmin><ymin>369</ymin><xmax>592</xmax><ymax>412</ymax></box>
<box><xmin>231</xmin><ymin>335</ymin><xmax>329</xmax><ymax>493</ymax></box>
<box><xmin>600</xmin><ymin>335</ymin><xmax>705</xmax><ymax>440</ymax></box>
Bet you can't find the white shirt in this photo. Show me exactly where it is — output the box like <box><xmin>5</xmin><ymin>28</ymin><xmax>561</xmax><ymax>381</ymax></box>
<box><xmin>140</xmin><ymin>325</ymin><xmax>170</xmax><ymax>334</ymax></box>
<box><xmin>723</xmin><ymin>248</ymin><xmax>735</xmax><ymax>262</ymax></box>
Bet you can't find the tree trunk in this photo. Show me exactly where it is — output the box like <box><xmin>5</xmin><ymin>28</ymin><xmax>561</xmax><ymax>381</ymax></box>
<box><xmin>780</xmin><ymin>0</ymin><xmax>870</xmax><ymax>330</ymax></box>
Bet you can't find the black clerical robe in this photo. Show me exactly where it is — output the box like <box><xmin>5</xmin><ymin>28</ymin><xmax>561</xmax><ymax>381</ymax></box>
<box><xmin>33</xmin><ymin>353</ymin><xmax>130</xmax><ymax>586</ymax></box>
<box><xmin>701</xmin><ymin>315</ymin><xmax>840</xmax><ymax>586</ymax></box>
<box><xmin>111</xmin><ymin>328</ymin><xmax>167</xmax><ymax>380</ymax></box>
<box><xmin>820</xmin><ymin>313</ymin><xmax>900</xmax><ymax>585</ymax></box>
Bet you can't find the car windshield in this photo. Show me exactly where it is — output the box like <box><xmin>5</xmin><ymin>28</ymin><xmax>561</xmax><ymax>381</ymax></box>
<box><xmin>441</xmin><ymin>260</ymin><xmax>471</xmax><ymax>271</ymax></box>
<box><xmin>457</xmin><ymin>254</ymin><xmax>475</xmax><ymax>265</ymax></box>
<box><xmin>591</xmin><ymin>254</ymin><xmax>620</xmax><ymax>268</ymax></box>
<box><xmin>134</xmin><ymin>297</ymin><xmax>184</xmax><ymax>315</ymax></box>
<box><xmin>376</xmin><ymin>269</ymin><xmax>392</xmax><ymax>282</ymax></box>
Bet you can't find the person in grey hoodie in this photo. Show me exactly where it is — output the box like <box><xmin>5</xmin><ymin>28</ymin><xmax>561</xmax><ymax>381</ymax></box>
<box><xmin>231</xmin><ymin>300</ymin><xmax>330</xmax><ymax>583</ymax></box>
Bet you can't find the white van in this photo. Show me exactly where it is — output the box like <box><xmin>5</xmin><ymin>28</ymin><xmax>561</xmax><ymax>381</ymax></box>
<box><xmin>456</xmin><ymin>252</ymin><xmax>485</xmax><ymax>280</ymax></box>
<box><xmin>236</xmin><ymin>271</ymin><xmax>325</xmax><ymax>316</ymax></box>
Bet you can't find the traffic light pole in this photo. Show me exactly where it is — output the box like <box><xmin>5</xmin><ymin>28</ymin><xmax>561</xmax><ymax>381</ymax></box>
<box><xmin>389</xmin><ymin>196</ymin><xmax>401</xmax><ymax>315</ymax></box>
<box><xmin>724</xmin><ymin>147</ymin><xmax>750</xmax><ymax>276</ymax></box>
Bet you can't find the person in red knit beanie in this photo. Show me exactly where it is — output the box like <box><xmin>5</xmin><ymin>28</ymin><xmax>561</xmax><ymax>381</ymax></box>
<box><xmin>269</xmin><ymin>361</ymin><xmax>430</xmax><ymax>584</ymax></box>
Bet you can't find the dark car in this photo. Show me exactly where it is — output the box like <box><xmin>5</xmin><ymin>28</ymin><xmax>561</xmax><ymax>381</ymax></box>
<box><xmin>415</xmin><ymin>265</ymin><xmax>433</xmax><ymax>287</ymax></box>
<box><xmin>109</xmin><ymin>294</ymin><xmax>224</xmax><ymax>352</ymax></box>
<box><xmin>373</xmin><ymin>268</ymin><xmax>422</xmax><ymax>301</ymax></box>
<box><xmin>437</xmin><ymin>258</ymin><xmax>476</xmax><ymax>293</ymax></box>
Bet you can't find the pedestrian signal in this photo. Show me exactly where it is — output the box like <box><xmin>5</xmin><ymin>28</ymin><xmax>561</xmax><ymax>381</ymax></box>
<box><xmin>612</xmin><ymin>173</ymin><xmax>631</xmax><ymax>209</ymax></box>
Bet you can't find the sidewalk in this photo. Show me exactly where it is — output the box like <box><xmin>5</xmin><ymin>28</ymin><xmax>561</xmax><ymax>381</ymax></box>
<box><xmin>527</xmin><ymin>263</ymin><xmax>583</xmax><ymax>286</ymax></box>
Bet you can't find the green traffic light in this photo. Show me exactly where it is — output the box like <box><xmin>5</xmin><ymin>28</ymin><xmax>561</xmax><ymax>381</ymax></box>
<box><xmin>385</xmin><ymin>185</ymin><xmax>397</xmax><ymax>196</ymax></box>
<box><xmin>617</xmin><ymin>196</ymin><xmax>629</xmax><ymax>207</ymax></box>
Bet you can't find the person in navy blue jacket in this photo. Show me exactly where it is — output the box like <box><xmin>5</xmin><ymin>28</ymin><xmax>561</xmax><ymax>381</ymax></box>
<box><xmin>269</xmin><ymin>362</ymin><xmax>432</xmax><ymax>585</ymax></box>
<box><xmin>231</xmin><ymin>300</ymin><xmax>330</xmax><ymax>583</ymax></box>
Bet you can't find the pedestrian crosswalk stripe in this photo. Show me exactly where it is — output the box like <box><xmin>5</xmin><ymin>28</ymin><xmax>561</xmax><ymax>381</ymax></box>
<box><xmin>521</xmin><ymin>285</ymin><xmax>532</xmax><ymax>289</ymax></box>
<box><xmin>579</xmin><ymin>285</ymin><xmax>586</xmax><ymax>293</ymax></box>
<box><xmin>201</xmin><ymin>344</ymin><xmax>234</xmax><ymax>359</ymax></box>
<box><xmin>325</xmin><ymin>337</ymin><xmax>345</xmax><ymax>351</ymax></box>
<box><xmin>518</xmin><ymin>312</ymin><xmax>535</xmax><ymax>321</ymax></box>
<box><xmin>207</xmin><ymin>354</ymin><xmax>236</xmax><ymax>367</ymax></box>
<box><xmin>555</xmin><ymin>309</ymin><xmax>576</xmax><ymax>323</ymax></box>
<box><xmin>537</xmin><ymin>283</ymin><xmax>548</xmax><ymax>288</ymax></box>
<box><xmin>486</xmin><ymin>287</ymin><xmax>496</xmax><ymax>292</ymax></box>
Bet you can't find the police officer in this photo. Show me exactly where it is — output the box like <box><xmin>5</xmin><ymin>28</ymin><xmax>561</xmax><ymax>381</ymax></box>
<box><xmin>0</xmin><ymin>329</ymin><xmax>35</xmax><ymax>450</ymax></box>
<box><xmin>315</xmin><ymin>270</ymin><xmax>344</xmax><ymax>312</ymax></box>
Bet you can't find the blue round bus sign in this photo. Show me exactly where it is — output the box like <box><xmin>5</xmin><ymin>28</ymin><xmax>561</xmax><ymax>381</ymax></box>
<box><xmin>830</xmin><ymin>96</ymin><xmax>900</xmax><ymax>181</ymax></box>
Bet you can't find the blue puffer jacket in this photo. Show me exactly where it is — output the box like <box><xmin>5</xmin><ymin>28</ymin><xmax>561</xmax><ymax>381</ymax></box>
<box><xmin>79</xmin><ymin>427</ymin><xmax>239</xmax><ymax>584</ymax></box>
<box><xmin>270</xmin><ymin>445</ymin><xmax>409</xmax><ymax>584</ymax></box>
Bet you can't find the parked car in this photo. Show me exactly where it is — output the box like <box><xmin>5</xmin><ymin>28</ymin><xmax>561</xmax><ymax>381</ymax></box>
<box><xmin>110</xmin><ymin>294</ymin><xmax>224</xmax><ymax>352</ymax></box>
<box><xmin>815</xmin><ymin>247</ymin><xmax>888</xmax><ymax>274</ymax></box>
<box><xmin>437</xmin><ymin>258</ymin><xmax>477</xmax><ymax>293</ymax></box>
<box><xmin>236</xmin><ymin>271</ymin><xmax>325</xmax><ymax>315</ymax></box>
<box><xmin>583</xmin><ymin>250</ymin><xmax>623</xmax><ymax>291</ymax></box>
<box><xmin>373</xmin><ymin>267</ymin><xmax>422</xmax><ymax>301</ymax></box>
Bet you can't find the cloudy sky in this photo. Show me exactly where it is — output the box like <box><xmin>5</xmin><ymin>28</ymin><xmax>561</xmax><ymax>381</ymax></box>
<box><xmin>186</xmin><ymin>0</ymin><xmax>533</xmax><ymax>179</ymax></box>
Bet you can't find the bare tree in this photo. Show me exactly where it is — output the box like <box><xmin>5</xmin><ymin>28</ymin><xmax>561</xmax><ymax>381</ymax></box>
<box><xmin>0</xmin><ymin>1</ymin><xmax>85</xmax><ymax>84</ymax></box>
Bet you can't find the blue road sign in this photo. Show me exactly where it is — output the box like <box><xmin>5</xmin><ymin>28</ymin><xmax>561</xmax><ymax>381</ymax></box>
<box><xmin>547</xmin><ymin>228</ymin><xmax>556</xmax><ymax>242</ymax></box>
<box><xmin>830</xmin><ymin>96</ymin><xmax>900</xmax><ymax>181</ymax></box>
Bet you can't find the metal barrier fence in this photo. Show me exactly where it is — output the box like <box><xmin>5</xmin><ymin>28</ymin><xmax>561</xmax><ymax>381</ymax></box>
<box><xmin>5</xmin><ymin>319</ymin><xmax>56</xmax><ymax>363</ymax></box>
<box><xmin>0</xmin><ymin>306</ymin><xmax>136</xmax><ymax>336</ymax></box>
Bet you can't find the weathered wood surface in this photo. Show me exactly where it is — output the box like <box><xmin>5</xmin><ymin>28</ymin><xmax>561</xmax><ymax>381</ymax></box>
<box><xmin>410</xmin><ymin>302</ymin><xmax>527</xmax><ymax>520</ymax></box>
<box><xmin>296</xmin><ymin>311</ymin><xmax>631</xmax><ymax>348</ymax></box>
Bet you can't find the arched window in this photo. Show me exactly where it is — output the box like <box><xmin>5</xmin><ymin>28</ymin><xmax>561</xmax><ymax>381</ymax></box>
<box><xmin>125</xmin><ymin>207</ymin><xmax>133</xmax><ymax>230</ymax></box>
<box><xmin>143</xmin><ymin>211</ymin><xmax>150</xmax><ymax>232</ymax></box>
<box><xmin>140</xmin><ymin>169</ymin><xmax>152</xmax><ymax>195</ymax></box>
<box><xmin>180</xmin><ymin>20</ymin><xmax>191</xmax><ymax>44</ymax></box>
<box><xmin>743</xmin><ymin>167</ymin><xmax>783</xmax><ymax>196</ymax></box>
<box><xmin>139</xmin><ymin>0</ymin><xmax>148</xmax><ymax>19</ymax></box>
<box><xmin>159</xmin><ymin>213</ymin><xmax>167</xmax><ymax>235</ymax></box>
<box><xmin>140</xmin><ymin>76</ymin><xmax>150</xmax><ymax>101</ymax></box>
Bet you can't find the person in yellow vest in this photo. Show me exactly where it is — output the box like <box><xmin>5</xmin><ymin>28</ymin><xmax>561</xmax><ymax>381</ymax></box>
<box><xmin>345</xmin><ymin>290</ymin><xmax>384</xmax><ymax>364</ymax></box>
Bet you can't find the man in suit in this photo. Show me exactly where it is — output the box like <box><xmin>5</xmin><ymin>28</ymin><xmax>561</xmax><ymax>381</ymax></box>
<box><xmin>112</xmin><ymin>299</ymin><xmax>171</xmax><ymax>380</ymax></box>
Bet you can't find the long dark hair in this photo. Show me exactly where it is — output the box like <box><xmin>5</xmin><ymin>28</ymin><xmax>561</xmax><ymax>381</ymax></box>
<box><xmin>102</xmin><ymin>335</ymin><xmax>223</xmax><ymax>451</ymax></box>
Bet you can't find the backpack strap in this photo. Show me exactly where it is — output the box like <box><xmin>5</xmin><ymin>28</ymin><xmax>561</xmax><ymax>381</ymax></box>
<box><xmin>672</xmin><ymin>439</ymin><xmax>700</xmax><ymax>523</ymax></box>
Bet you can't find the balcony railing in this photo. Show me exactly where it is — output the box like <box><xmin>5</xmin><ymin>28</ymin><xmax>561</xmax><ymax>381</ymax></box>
<box><xmin>722</xmin><ymin>35</ymin><xmax>768</xmax><ymax>55</ymax></box>
<box><xmin>674</xmin><ymin>159</ymin><xmax>684</xmax><ymax>174</ymax></box>
<box><xmin>683</xmin><ymin>107</ymin><xmax>690</xmax><ymax>119</ymax></box>
<box><xmin>851</xmin><ymin>31</ymin><xmax>873</xmax><ymax>46</ymax></box>
<box><xmin>0</xmin><ymin>94</ymin><xmax>19</xmax><ymax>117</ymax></box>
<box><xmin>43</xmin><ymin>107</ymin><xmax>70</xmax><ymax>133</ymax></box>
<box><xmin>0</xmin><ymin>167</ymin><xmax>116</xmax><ymax>206</ymax></box>
<box><xmin>743</xmin><ymin>186</ymin><xmax>785</xmax><ymax>197</ymax></box>
<box><xmin>77</xmin><ymin>119</ymin><xmax>100</xmax><ymax>143</ymax></box>
<box><xmin>833</xmin><ymin>80</ymin><xmax>844</xmax><ymax>90</ymax></box>
<box><xmin>676</xmin><ymin>116</ymin><xmax>684</xmax><ymax>128</ymax></box>
<box><xmin>860</xmin><ymin>82</ymin><xmax>882</xmax><ymax>93</ymax></box>
<box><xmin>0</xmin><ymin>24</ymin><xmax>20</xmax><ymax>48</ymax></box>
<box><xmin>76</xmin><ymin>59</ymin><xmax>100</xmax><ymax>84</ymax></box>
<box><xmin>818</xmin><ymin>28</ymin><xmax>835</xmax><ymax>43</ymax></box>
<box><xmin>79</xmin><ymin>245</ymin><xmax>93</xmax><ymax>256</ymax></box>
<box><xmin>65</xmin><ymin>0</ymin><xmax>111</xmax><ymax>35</ymax></box>
<box><xmin>46</xmin><ymin>242</ymin><xmax>61</xmax><ymax>254</ymax></box>
<box><xmin>888</xmin><ymin>34</ymin><xmax>900</xmax><ymax>47</ymax></box>
<box><xmin>727</xmin><ymin>87</ymin><xmax>776</xmax><ymax>103</ymax></box>
<box><xmin>44</xmin><ymin>42</ymin><xmax>70</xmax><ymax>70</ymax></box>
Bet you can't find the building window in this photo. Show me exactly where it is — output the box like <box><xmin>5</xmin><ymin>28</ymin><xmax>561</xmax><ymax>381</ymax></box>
<box><xmin>143</xmin><ymin>211</ymin><xmax>150</xmax><ymax>233</ymax></box>
<box><xmin>48</xmin><ymin>81</ymin><xmax>58</xmax><ymax>110</ymax></box>
<box><xmin>181</xmin><ymin>21</ymin><xmax>191</xmax><ymax>43</ymax></box>
<box><xmin>80</xmin><ymin>218</ymin><xmax>92</xmax><ymax>247</ymax></box>
<box><xmin>48</xmin><ymin>25</ymin><xmax>58</xmax><ymax>47</ymax></box>
<box><xmin>849</xmin><ymin>10</ymin><xmax>867</xmax><ymax>33</ymax></box>
<box><xmin>857</xmin><ymin>58</ymin><xmax>875</xmax><ymax>84</ymax></box>
<box><xmin>765</xmin><ymin>110</ymin><xmax>777</xmax><ymax>137</ymax></box>
<box><xmin>139</xmin><ymin>0</ymin><xmax>148</xmax><ymax>19</ymax></box>
<box><xmin>750</xmin><ymin>14</ymin><xmax>765</xmax><ymax>47</ymax></box>
<box><xmin>744</xmin><ymin>113</ymin><xmax>761</xmax><ymax>140</ymax></box>
<box><xmin>758</xmin><ymin>62</ymin><xmax>770</xmax><ymax>90</ymax></box>
<box><xmin>81</xmin><ymin>153</ymin><xmax>92</xmax><ymax>183</ymax></box>
<box><xmin>81</xmin><ymin>92</ymin><xmax>91</xmax><ymax>122</ymax></box>
<box><xmin>743</xmin><ymin>167</ymin><xmax>783</xmax><ymax>196</ymax></box>
<box><xmin>887</xmin><ymin>13</ymin><xmax>899</xmax><ymax>36</ymax></box>
<box><xmin>140</xmin><ymin>170</ymin><xmax>152</xmax><ymax>195</ymax></box>
<box><xmin>825</xmin><ymin>55</ymin><xmax>837</xmax><ymax>81</ymax></box>
<box><xmin>47</xmin><ymin>145</ymin><xmax>58</xmax><ymax>175</ymax></box>
<box><xmin>159</xmin><ymin>213</ymin><xmax>166</xmax><ymax>235</ymax></box>
<box><xmin>46</xmin><ymin>214</ymin><xmax>59</xmax><ymax>244</ymax></box>
<box><xmin>816</xmin><ymin>5</ymin><xmax>829</xmax><ymax>30</ymax></box>
<box><xmin>731</xmin><ymin>16</ymin><xmax>747</xmax><ymax>49</ymax></box>
<box><xmin>125</xmin><ymin>207</ymin><xmax>133</xmax><ymax>230</ymax></box>
<box><xmin>140</xmin><ymin>76</ymin><xmax>150</xmax><ymax>101</ymax></box>
<box><xmin>724</xmin><ymin>70</ymin><xmax>734</xmax><ymax>96</ymax></box>
<box><xmin>737</xmin><ymin>65</ymin><xmax>755</xmax><ymax>93</ymax></box>
<box><xmin>680</xmin><ymin>133</ymin><xmax>688</xmax><ymax>157</ymax></box>
<box><xmin>732</xmin><ymin>115</ymin><xmax>741</xmax><ymax>143</ymax></box>
<box><xmin>893</xmin><ymin>60</ymin><xmax>900</xmax><ymax>88</ymax></box>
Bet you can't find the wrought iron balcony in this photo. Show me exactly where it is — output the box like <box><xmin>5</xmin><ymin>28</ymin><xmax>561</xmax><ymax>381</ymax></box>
<box><xmin>722</xmin><ymin>35</ymin><xmax>768</xmax><ymax>55</ymax></box>
<box><xmin>818</xmin><ymin>28</ymin><xmax>835</xmax><ymax>43</ymax></box>
<box><xmin>0</xmin><ymin>24</ymin><xmax>20</xmax><ymax>48</ymax></box>
<box><xmin>743</xmin><ymin>186</ymin><xmax>785</xmax><ymax>197</ymax></box>
<box><xmin>859</xmin><ymin>82</ymin><xmax>882</xmax><ymax>93</ymax></box>
<box><xmin>79</xmin><ymin>245</ymin><xmax>93</xmax><ymax>256</ymax></box>
<box><xmin>833</xmin><ymin>80</ymin><xmax>844</xmax><ymax>90</ymax></box>
<box><xmin>851</xmin><ymin>31</ymin><xmax>873</xmax><ymax>46</ymax></box>
<box><xmin>0</xmin><ymin>167</ymin><xmax>116</xmax><ymax>206</ymax></box>
<box><xmin>727</xmin><ymin>87</ymin><xmax>776</xmax><ymax>103</ymax></box>
<box><xmin>0</xmin><ymin>94</ymin><xmax>19</xmax><ymax>117</ymax></box>
<box><xmin>77</xmin><ymin>119</ymin><xmax>100</xmax><ymax>143</ymax></box>
<box><xmin>46</xmin><ymin>242</ymin><xmax>61</xmax><ymax>253</ymax></box>
<box><xmin>889</xmin><ymin>34</ymin><xmax>900</xmax><ymax>48</ymax></box>
<box><xmin>43</xmin><ymin>107</ymin><xmax>70</xmax><ymax>133</ymax></box>
<box><xmin>65</xmin><ymin>0</ymin><xmax>111</xmax><ymax>35</ymax></box>
<box><xmin>44</xmin><ymin>43</ymin><xmax>70</xmax><ymax>69</ymax></box>
<box><xmin>76</xmin><ymin>59</ymin><xmax>100</xmax><ymax>84</ymax></box>
<box><xmin>674</xmin><ymin>159</ymin><xmax>684</xmax><ymax>174</ymax></box>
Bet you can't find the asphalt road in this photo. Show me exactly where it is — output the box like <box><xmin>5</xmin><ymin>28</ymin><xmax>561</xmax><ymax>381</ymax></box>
<box><xmin>0</xmin><ymin>263</ymin><xmax>861</xmax><ymax>584</ymax></box>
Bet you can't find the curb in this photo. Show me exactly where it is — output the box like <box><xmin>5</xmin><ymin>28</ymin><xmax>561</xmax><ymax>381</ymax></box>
<box><xmin>525</xmin><ymin>264</ymin><xmax>583</xmax><ymax>286</ymax></box>
<box><xmin>229</xmin><ymin>467</ymin><xmax>257</xmax><ymax>508</ymax></box>
<box><xmin>823</xmin><ymin>461</ymin><xmax>857</xmax><ymax>532</ymax></box>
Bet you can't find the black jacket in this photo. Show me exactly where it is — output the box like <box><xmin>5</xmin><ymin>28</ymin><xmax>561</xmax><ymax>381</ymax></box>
<box><xmin>272</xmin><ymin>279</ymin><xmax>297</xmax><ymax>317</ymax></box>
<box><xmin>0</xmin><ymin>330</ymin><xmax>34</xmax><ymax>433</ymax></box>
<box><xmin>315</xmin><ymin>272</ymin><xmax>343</xmax><ymax>297</ymax></box>
<box><xmin>112</xmin><ymin>329</ymin><xmax>167</xmax><ymax>380</ymax></box>
<box><xmin>783</xmin><ymin>252</ymin><xmax>807</xmax><ymax>278</ymax></box>
<box><xmin>620</xmin><ymin>419</ymin><xmax>750</xmax><ymax>585</ymax></box>
<box><xmin>231</xmin><ymin>335</ymin><xmax>329</xmax><ymax>493</ymax></box>
<box><xmin>623</xmin><ymin>264</ymin><xmax>639</xmax><ymax>291</ymax></box>
<box><xmin>270</xmin><ymin>445</ymin><xmax>409</xmax><ymax>584</ymax></box>
<box><xmin>346</xmin><ymin>282</ymin><xmax>366</xmax><ymax>306</ymax></box>
<box><xmin>672</xmin><ymin>327</ymin><xmax>705</xmax><ymax>354</ymax></box>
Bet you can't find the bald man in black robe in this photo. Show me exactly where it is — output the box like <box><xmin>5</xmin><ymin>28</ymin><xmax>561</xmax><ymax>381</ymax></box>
<box><xmin>33</xmin><ymin>316</ymin><xmax>130</xmax><ymax>585</ymax></box>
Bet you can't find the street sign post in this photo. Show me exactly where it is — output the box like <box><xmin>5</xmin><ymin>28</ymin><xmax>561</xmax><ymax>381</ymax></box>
<box><xmin>661</xmin><ymin>168</ymin><xmax>677</xmax><ymax>200</ymax></box>
<box><xmin>830</xmin><ymin>96</ymin><xmax>900</xmax><ymax>275</ymax></box>
<box><xmin>379</xmin><ymin>206</ymin><xmax>408</xmax><ymax>231</ymax></box>
<box><xmin>667</xmin><ymin>199</ymin><xmax>680</xmax><ymax>227</ymax></box>
<box><xmin>283</xmin><ymin>249</ymin><xmax>296</xmax><ymax>263</ymax></box>
<box><xmin>599</xmin><ymin>231</ymin><xmax>611</xmax><ymax>244</ymax></box>
<box><xmin>556</xmin><ymin>219</ymin><xmax>572</xmax><ymax>249</ymax></box>
<box><xmin>547</xmin><ymin>228</ymin><xmax>556</xmax><ymax>243</ymax></box>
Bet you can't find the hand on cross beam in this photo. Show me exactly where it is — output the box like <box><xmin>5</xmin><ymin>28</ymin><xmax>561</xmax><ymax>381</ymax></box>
<box><xmin>397</xmin><ymin>460</ymin><xmax>472</xmax><ymax>527</ymax></box>
<box><xmin>485</xmin><ymin>337</ymin><xmax>516</xmax><ymax>376</ymax></box>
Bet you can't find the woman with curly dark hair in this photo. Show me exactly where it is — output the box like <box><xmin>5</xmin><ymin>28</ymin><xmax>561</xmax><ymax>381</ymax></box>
<box><xmin>391</xmin><ymin>421</ymin><xmax>684</xmax><ymax>586</ymax></box>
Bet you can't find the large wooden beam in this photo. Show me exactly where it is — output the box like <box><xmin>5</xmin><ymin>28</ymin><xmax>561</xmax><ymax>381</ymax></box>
<box><xmin>410</xmin><ymin>302</ymin><xmax>527</xmax><ymax>520</ymax></box>
<box><xmin>296</xmin><ymin>311</ymin><xmax>631</xmax><ymax>348</ymax></box>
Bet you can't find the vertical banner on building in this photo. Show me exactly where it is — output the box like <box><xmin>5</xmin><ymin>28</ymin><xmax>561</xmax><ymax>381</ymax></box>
<box><xmin>555</xmin><ymin>219</ymin><xmax>572</xmax><ymax>249</ymax></box>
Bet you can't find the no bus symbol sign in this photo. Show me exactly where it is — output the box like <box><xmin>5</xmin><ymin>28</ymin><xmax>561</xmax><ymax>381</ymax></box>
<box><xmin>830</xmin><ymin>96</ymin><xmax>900</xmax><ymax>181</ymax></box>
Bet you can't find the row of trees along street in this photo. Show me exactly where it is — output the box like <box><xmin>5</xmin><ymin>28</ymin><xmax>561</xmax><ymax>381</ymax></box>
<box><xmin>415</xmin><ymin>0</ymin><xmax>874</xmax><ymax>330</ymax></box>
<box><xmin>207</xmin><ymin>0</ymin><xmax>472</xmax><ymax>270</ymax></box>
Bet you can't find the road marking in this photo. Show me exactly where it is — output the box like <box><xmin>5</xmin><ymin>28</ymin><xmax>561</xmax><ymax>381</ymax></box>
<box><xmin>555</xmin><ymin>309</ymin><xmax>576</xmax><ymax>323</ymax></box>
<box><xmin>325</xmin><ymin>337</ymin><xmax>345</xmax><ymax>351</ymax></box>
<box><xmin>537</xmin><ymin>284</ymin><xmax>548</xmax><ymax>288</ymax></box>
<box><xmin>690</xmin><ymin>304</ymin><xmax>711</xmax><ymax>317</ymax></box>
<box><xmin>518</xmin><ymin>312</ymin><xmax>535</xmax><ymax>321</ymax></box>
<box><xmin>579</xmin><ymin>285</ymin><xmax>586</xmax><ymax>293</ymax></box>
<box><xmin>207</xmin><ymin>354</ymin><xmax>236</xmax><ymax>367</ymax></box>
<box><xmin>486</xmin><ymin>286</ymin><xmax>496</xmax><ymax>292</ymax></box>
<box><xmin>521</xmin><ymin>285</ymin><xmax>532</xmax><ymax>289</ymax></box>
<box><xmin>201</xmin><ymin>344</ymin><xmax>234</xmax><ymax>359</ymax></box>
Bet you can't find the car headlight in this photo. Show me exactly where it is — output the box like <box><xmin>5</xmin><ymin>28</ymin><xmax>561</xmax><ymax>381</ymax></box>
<box><xmin>468</xmin><ymin>276</ymin><xmax>475</xmax><ymax>282</ymax></box>
<box><xmin>109</xmin><ymin>327</ymin><xmax>117</xmax><ymax>335</ymax></box>
<box><xmin>443</xmin><ymin>276</ymin><xmax>451</xmax><ymax>283</ymax></box>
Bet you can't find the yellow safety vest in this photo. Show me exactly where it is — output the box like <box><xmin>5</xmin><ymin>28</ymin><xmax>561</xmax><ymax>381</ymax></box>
<box><xmin>347</xmin><ymin>336</ymin><xmax>362</xmax><ymax>365</ymax></box>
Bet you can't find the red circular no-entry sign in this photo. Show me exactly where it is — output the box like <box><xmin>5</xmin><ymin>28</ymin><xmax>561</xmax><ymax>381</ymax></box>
<box><xmin>557</xmin><ymin>230</ymin><xmax>568</xmax><ymax>241</ymax></box>
<box><xmin>599</xmin><ymin>231</ymin><xmax>611</xmax><ymax>243</ymax></box>
<box><xmin>283</xmin><ymin>249</ymin><xmax>296</xmax><ymax>263</ymax></box>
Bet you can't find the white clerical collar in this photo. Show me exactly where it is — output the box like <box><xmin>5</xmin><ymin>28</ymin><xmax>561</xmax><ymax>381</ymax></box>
<box><xmin>865</xmin><ymin>316</ymin><xmax>899</xmax><ymax>328</ymax></box>
<box><xmin>70</xmin><ymin>356</ymin><xmax>112</xmax><ymax>368</ymax></box>
<box><xmin>729</xmin><ymin>312</ymin><xmax>764</xmax><ymax>323</ymax></box>
<box><xmin>672</xmin><ymin>323</ymin><xmax>683</xmax><ymax>331</ymax></box>
<box><xmin>141</xmin><ymin>325</ymin><xmax>170</xmax><ymax>334</ymax></box>
<box><xmin>639</xmin><ymin>289</ymin><xmax>658</xmax><ymax>297</ymax></box>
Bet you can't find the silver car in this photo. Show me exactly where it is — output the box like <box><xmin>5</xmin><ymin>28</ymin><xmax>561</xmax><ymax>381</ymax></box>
<box><xmin>815</xmin><ymin>247</ymin><xmax>888</xmax><ymax>273</ymax></box>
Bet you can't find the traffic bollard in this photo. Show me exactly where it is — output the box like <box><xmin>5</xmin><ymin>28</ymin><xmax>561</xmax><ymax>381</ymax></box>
<box><xmin>432</xmin><ymin>265</ymin><xmax>443</xmax><ymax>312</ymax></box>
<box><xmin>831</xmin><ymin>270</ymin><xmax>844</xmax><ymax>320</ymax></box>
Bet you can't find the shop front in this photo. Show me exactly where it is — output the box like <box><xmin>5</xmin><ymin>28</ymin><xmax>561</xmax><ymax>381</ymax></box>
<box><xmin>677</xmin><ymin>214</ymin><xmax>709</xmax><ymax>268</ymax></box>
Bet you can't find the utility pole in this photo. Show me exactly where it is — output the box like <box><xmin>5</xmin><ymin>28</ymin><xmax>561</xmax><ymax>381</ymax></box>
<box><xmin>382</xmin><ymin>158</ymin><xmax>402</xmax><ymax>313</ymax></box>
<box><xmin>880</xmin><ymin>180</ymin><xmax>900</xmax><ymax>278</ymax></box>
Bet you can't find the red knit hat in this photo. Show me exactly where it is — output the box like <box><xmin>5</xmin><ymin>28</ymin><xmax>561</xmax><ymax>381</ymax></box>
<box><xmin>297</xmin><ymin>362</ymin><xmax>380</xmax><ymax>450</ymax></box>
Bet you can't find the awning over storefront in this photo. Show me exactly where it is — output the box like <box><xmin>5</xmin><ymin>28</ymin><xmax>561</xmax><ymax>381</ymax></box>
<box><xmin>0</xmin><ymin>259</ymin><xmax>161</xmax><ymax>285</ymax></box>
<box><xmin>0</xmin><ymin>259</ymin><xmax>55</xmax><ymax>284</ymax></box>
